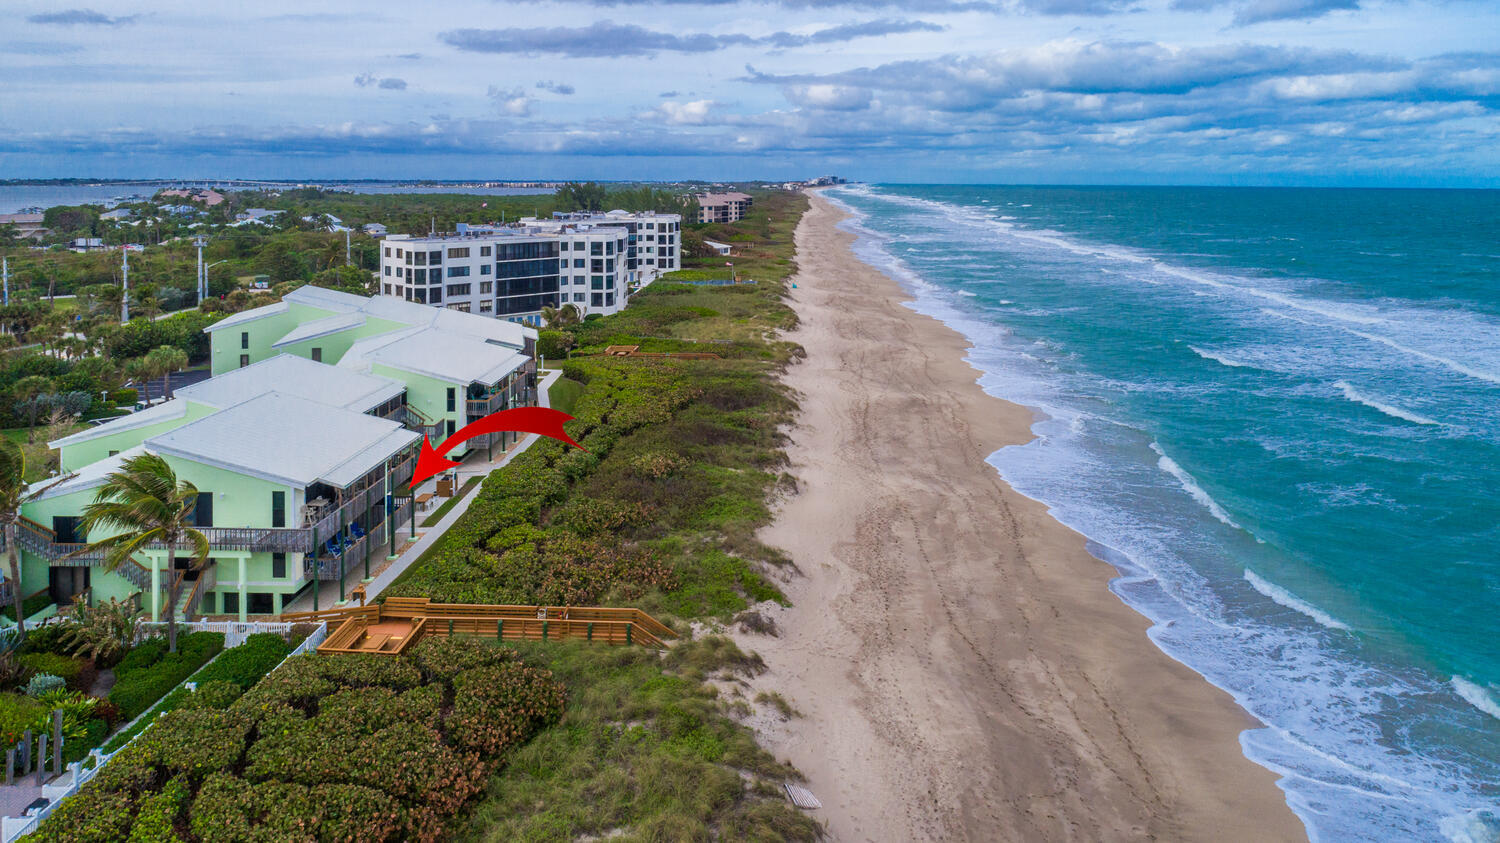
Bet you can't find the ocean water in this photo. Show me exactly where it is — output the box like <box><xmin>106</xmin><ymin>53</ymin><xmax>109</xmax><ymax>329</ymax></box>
<box><xmin>825</xmin><ymin>185</ymin><xmax>1500</xmax><ymax>842</ymax></box>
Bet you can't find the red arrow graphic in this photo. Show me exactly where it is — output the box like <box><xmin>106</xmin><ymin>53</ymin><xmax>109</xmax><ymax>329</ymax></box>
<box><xmin>408</xmin><ymin>406</ymin><xmax>584</xmax><ymax>488</ymax></box>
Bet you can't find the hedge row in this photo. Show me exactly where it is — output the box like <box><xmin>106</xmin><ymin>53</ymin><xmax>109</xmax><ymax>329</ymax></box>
<box><xmin>108</xmin><ymin>632</ymin><xmax>225</xmax><ymax>720</ymax></box>
<box><xmin>386</xmin><ymin>361</ymin><xmax>698</xmax><ymax>606</ymax></box>
<box><xmin>35</xmin><ymin>638</ymin><xmax>564</xmax><ymax>843</ymax></box>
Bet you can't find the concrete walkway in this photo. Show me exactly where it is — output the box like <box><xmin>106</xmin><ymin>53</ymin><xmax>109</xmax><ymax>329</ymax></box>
<box><xmin>281</xmin><ymin>368</ymin><xmax>562</xmax><ymax>613</ymax></box>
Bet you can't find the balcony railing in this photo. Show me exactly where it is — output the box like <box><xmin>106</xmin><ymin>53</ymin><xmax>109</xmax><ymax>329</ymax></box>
<box><xmin>305</xmin><ymin>496</ymin><xmax>411</xmax><ymax>581</ymax></box>
<box><xmin>17</xmin><ymin>457</ymin><xmax>416</xmax><ymax>563</ymax></box>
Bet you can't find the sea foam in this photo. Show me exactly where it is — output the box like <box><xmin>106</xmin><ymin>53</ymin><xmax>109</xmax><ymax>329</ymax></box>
<box><xmin>1189</xmin><ymin>345</ymin><xmax>1251</xmax><ymax>369</ymax></box>
<box><xmin>1335</xmin><ymin>381</ymin><xmax>1440</xmax><ymax>426</ymax></box>
<box><xmin>1149</xmin><ymin>442</ymin><xmax>1242</xmax><ymax>529</ymax></box>
<box><xmin>1243</xmin><ymin>570</ymin><xmax>1351</xmax><ymax>631</ymax></box>
<box><xmin>1452</xmin><ymin>677</ymin><xmax>1500</xmax><ymax>722</ymax></box>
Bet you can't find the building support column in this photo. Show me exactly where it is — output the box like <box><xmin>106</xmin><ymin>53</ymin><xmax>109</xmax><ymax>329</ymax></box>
<box><xmin>237</xmin><ymin>556</ymin><xmax>247</xmax><ymax>622</ymax></box>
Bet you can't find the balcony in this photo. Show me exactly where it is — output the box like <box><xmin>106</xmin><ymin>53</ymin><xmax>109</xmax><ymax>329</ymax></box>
<box><xmin>19</xmin><ymin>456</ymin><xmax>416</xmax><ymax>564</ymax></box>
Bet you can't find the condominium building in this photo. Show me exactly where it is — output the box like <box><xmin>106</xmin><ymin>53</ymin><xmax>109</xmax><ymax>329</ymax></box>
<box><xmin>516</xmin><ymin>210</ymin><xmax>682</xmax><ymax>289</ymax></box>
<box><xmin>14</xmin><ymin>287</ymin><xmax>539</xmax><ymax>622</ymax></box>
<box><xmin>696</xmin><ymin>192</ymin><xmax>752</xmax><ymax>224</ymax></box>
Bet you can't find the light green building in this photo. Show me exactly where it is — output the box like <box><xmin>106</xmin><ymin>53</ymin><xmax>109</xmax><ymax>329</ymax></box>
<box><xmin>10</xmin><ymin>288</ymin><xmax>539</xmax><ymax>621</ymax></box>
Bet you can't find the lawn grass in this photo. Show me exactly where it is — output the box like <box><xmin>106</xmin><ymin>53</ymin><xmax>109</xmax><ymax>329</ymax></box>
<box><xmin>547</xmin><ymin>375</ymin><xmax>585</xmax><ymax>416</ymax></box>
<box><xmin>420</xmin><ymin>476</ymin><xmax>481</xmax><ymax>527</ymax></box>
<box><xmin>2</xmin><ymin>423</ymin><xmax>86</xmax><ymax>482</ymax></box>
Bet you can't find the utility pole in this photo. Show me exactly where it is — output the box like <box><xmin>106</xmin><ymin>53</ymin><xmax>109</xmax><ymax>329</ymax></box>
<box><xmin>2</xmin><ymin>256</ymin><xmax>8</xmax><ymax>307</ymax></box>
<box><xmin>194</xmin><ymin>235</ymin><xmax>207</xmax><ymax>304</ymax></box>
<box><xmin>120</xmin><ymin>247</ymin><xmax>130</xmax><ymax>323</ymax></box>
<box><xmin>345</xmin><ymin>228</ymin><xmax>351</xmax><ymax>267</ymax></box>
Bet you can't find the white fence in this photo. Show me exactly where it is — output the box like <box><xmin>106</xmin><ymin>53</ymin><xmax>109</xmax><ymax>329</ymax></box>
<box><xmin>0</xmin><ymin>622</ymin><xmax>328</xmax><ymax>842</ymax></box>
<box><xmin>135</xmin><ymin>619</ymin><xmax>317</xmax><ymax>649</ymax></box>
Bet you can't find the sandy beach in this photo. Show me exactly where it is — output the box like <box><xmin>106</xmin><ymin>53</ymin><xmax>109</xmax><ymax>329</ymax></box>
<box><xmin>734</xmin><ymin>192</ymin><xmax>1305</xmax><ymax>842</ymax></box>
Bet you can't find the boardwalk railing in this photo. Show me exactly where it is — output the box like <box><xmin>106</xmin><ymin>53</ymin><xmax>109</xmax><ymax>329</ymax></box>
<box><xmin>280</xmin><ymin>597</ymin><xmax>676</xmax><ymax>653</ymax></box>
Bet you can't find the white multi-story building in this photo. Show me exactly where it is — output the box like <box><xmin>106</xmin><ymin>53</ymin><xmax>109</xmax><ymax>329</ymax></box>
<box><xmin>377</xmin><ymin>224</ymin><xmax>630</xmax><ymax>326</ymax></box>
<box><xmin>696</xmin><ymin>192</ymin><xmax>752</xmax><ymax>223</ymax></box>
<box><xmin>518</xmin><ymin>210</ymin><xmax>681</xmax><ymax>288</ymax></box>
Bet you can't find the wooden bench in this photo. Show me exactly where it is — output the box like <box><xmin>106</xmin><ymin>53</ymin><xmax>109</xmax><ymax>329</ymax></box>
<box><xmin>358</xmin><ymin>633</ymin><xmax>390</xmax><ymax>652</ymax></box>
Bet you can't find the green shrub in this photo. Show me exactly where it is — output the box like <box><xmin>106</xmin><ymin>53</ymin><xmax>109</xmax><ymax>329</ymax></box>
<box><xmin>0</xmin><ymin>693</ymin><xmax>45</xmax><ymax>745</ymax></box>
<box><xmin>18</xmin><ymin>624</ymin><xmax>71</xmax><ymax>656</ymax></box>
<box><xmin>125</xmin><ymin>773</ymin><xmax>189</xmax><ymax>843</ymax></box>
<box><xmin>26</xmin><ymin>673</ymin><xmax>65</xmax><ymax>697</ymax></box>
<box><xmin>182</xmin><ymin>680</ymin><xmax>242</xmax><ymax>711</ymax></box>
<box><xmin>108</xmin><ymin>632</ymin><xmax>224</xmax><ymax>719</ymax></box>
<box><xmin>18</xmin><ymin>652</ymin><xmax>90</xmax><ymax>692</ymax></box>
<box><xmin>192</xmin><ymin>633</ymin><xmax>290</xmax><ymax>689</ymax></box>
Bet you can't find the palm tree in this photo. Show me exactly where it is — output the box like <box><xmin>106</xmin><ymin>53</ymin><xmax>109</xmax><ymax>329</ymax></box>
<box><xmin>144</xmin><ymin>346</ymin><xmax>188</xmax><ymax>401</ymax></box>
<box><xmin>11</xmin><ymin>375</ymin><xmax>54</xmax><ymax>442</ymax></box>
<box><xmin>541</xmin><ymin>303</ymin><xmax>581</xmax><ymax>328</ymax></box>
<box><xmin>77</xmin><ymin>453</ymin><xmax>209</xmax><ymax>653</ymax></box>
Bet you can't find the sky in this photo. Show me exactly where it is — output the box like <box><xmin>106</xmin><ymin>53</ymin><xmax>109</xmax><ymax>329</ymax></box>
<box><xmin>1</xmin><ymin>0</ymin><xmax>1497</xmax><ymax>185</ymax></box>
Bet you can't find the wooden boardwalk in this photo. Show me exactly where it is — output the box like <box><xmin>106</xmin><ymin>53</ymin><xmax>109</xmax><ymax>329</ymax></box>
<box><xmin>280</xmin><ymin>597</ymin><xmax>677</xmax><ymax>655</ymax></box>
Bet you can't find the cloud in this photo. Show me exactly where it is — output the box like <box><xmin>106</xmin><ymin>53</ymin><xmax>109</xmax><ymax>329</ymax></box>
<box><xmin>441</xmin><ymin>18</ymin><xmax>944</xmax><ymax>57</ymax></box>
<box><xmin>1171</xmin><ymin>0</ymin><xmax>1361</xmax><ymax>24</ymax></box>
<box><xmin>649</xmin><ymin>99</ymin><xmax>719</xmax><ymax>124</ymax></box>
<box><xmin>26</xmin><ymin>9</ymin><xmax>138</xmax><ymax>26</ymax></box>
<box><xmin>497</xmin><ymin>0</ymin><xmax>1000</xmax><ymax>11</ymax></box>
<box><xmin>396</xmin><ymin>52</ymin><xmax>423</xmax><ymax>60</ymax></box>
<box><xmin>783</xmin><ymin>84</ymin><xmax>874</xmax><ymax>110</ymax></box>
<box><xmin>1016</xmin><ymin>0</ymin><xmax>1136</xmax><ymax>14</ymax></box>
<box><xmin>659</xmin><ymin>91</ymin><xmax>680</xmax><ymax>98</ymax></box>
<box><xmin>489</xmin><ymin>86</ymin><xmax>534</xmax><ymax>115</ymax></box>
<box><xmin>536</xmin><ymin>80</ymin><xmax>576</xmax><ymax>95</ymax></box>
<box><xmin>355</xmin><ymin>73</ymin><xmax>408</xmax><ymax>90</ymax></box>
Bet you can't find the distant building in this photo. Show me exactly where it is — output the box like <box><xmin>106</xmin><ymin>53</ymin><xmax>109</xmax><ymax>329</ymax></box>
<box><xmin>703</xmin><ymin>239</ymin><xmax>733</xmax><ymax>256</ymax></box>
<box><xmin>516</xmin><ymin>210</ymin><xmax>681</xmax><ymax>287</ymax></box>
<box><xmin>0</xmin><ymin>213</ymin><xmax>48</xmax><ymax>240</ymax></box>
<box><xmin>159</xmin><ymin>188</ymin><xmax>225</xmax><ymax>206</ymax></box>
<box><xmin>100</xmin><ymin>208</ymin><xmax>134</xmax><ymax>221</ymax></box>
<box><xmin>362</xmin><ymin>223</ymin><xmax>388</xmax><ymax>237</ymax></box>
<box><xmin>696</xmin><ymin>192</ymin><xmax>753</xmax><ymax>224</ymax></box>
<box><xmin>68</xmin><ymin>237</ymin><xmax>106</xmax><ymax>253</ymax></box>
<box><xmin>234</xmin><ymin>208</ymin><xmax>281</xmax><ymax>223</ymax></box>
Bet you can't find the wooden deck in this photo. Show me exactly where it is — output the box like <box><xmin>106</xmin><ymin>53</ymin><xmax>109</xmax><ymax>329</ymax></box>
<box><xmin>281</xmin><ymin>597</ymin><xmax>677</xmax><ymax>655</ymax></box>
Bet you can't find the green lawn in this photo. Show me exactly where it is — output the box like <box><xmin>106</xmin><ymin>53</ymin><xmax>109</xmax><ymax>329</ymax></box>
<box><xmin>419</xmin><ymin>476</ymin><xmax>481</xmax><ymax>527</ymax></box>
<box><xmin>547</xmin><ymin>376</ymin><xmax>585</xmax><ymax>416</ymax></box>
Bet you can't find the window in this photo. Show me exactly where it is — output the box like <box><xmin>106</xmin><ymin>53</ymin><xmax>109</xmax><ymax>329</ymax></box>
<box><xmin>414</xmin><ymin>251</ymin><xmax>426</xmax><ymax>265</ymax></box>
<box><xmin>606</xmin><ymin>259</ymin><xmax>614</xmax><ymax>273</ymax></box>
<box><xmin>384</xmin><ymin>246</ymin><xmax>392</xmax><ymax>257</ymax></box>
<box><xmin>395</xmin><ymin>247</ymin><xmax>403</xmax><ymax>258</ymax></box>
<box><xmin>447</xmin><ymin>283</ymin><xmax>471</xmax><ymax>296</ymax></box>
<box><xmin>446</xmin><ymin>419</ymin><xmax>455</xmax><ymax>437</ymax></box>
<box><xmin>223</xmin><ymin>592</ymin><xmax>238</xmax><ymax>614</ymax></box>
<box><xmin>240</xmin><ymin>331</ymin><xmax>249</xmax><ymax>349</ymax></box>
<box><xmin>559</xmin><ymin>241</ymin><xmax>569</xmax><ymax>251</ymax></box>
<box><xmin>272</xmin><ymin>553</ymin><xmax>287</xmax><ymax>578</ymax></box>
<box><xmin>249</xmin><ymin>593</ymin><xmax>273</xmax><ymax>615</ymax></box>
<box><xmin>192</xmin><ymin>492</ymin><xmax>213</xmax><ymax>527</ymax></box>
<box><xmin>447</xmin><ymin>265</ymin><xmax>470</xmax><ymax>278</ymax></box>
<box><xmin>479</xmin><ymin>281</ymin><xmax>493</xmax><ymax>293</ymax></box>
<box><xmin>590</xmin><ymin>242</ymin><xmax>603</xmax><ymax>256</ymax></box>
<box><xmin>573</xmin><ymin>259</ymin><xmax>584</xmax><ymax>269</ymax></box>
<box><xmin>450</xmin><ymin>302</ymin><xmax>471</xmax><ymax>312</ymax></box>
<box><xmin>384</xmin><ymin>283</ymin><xmax>392</xmax><ymax>294</ymax></box>
<box><xmin>429</xmin><ymin>250</ymin><xmax>442</xmax><ymax>265</ymax></box>
<box><xmin>271</xmin><ymin>491</ymin><xmax>285</xmax><ymax>527</ymax></box>
<box><xmin>430</xmin><ymin>288</ymin><xmax>442</xmax><ymax>303</ymax></box>
<box><xmin>480</xmin><ymin>300</ymin><xmax>493</xmax><ymax>313</ymax></box>
<box><xmin>239</xmin><ymin>354</ymin><xmax>250</xmax><ymax>368</ymax></box>
<box><xmin>573</xmin><ymin>292</ymin><xmax>585</xmax><ymax>303</ymax></box>
<box><xmin>605</xmin><ymin>292</ymin><xmax>615</xmax><ymax>307</ymax></box>
<box><xmin>414</xmin><ymin>289</ymin><xmax>427</xmax><ymax>304</ymax></box>
<box><xmin>414</xmin><ymin>269</ymin><xmax>426</xmax><ymax>283</ymax></box>
<box><xmin>108</xmin><ymin>449</ymin><xmax>119</xmax><ymax>457</ymax></box>
<box><xmin>605</xmin><ymin>241</ymin><xmax>614</xmax><ymax>256</ymax></box>
<box><xmin>53</xmin><ymin>516</ymin><xmax>83</xmax><ymax>544</ymax></box>
<box><xmin>480</xmin><ymin>245</ymin><xmax>491</xmax><ymax>256</ymax></box>
<box><xmin>448</xmin><ymin>247</ymin><xmax>470</xmax><ymax>258</ymax></box>
<box><xmin>480</xmin><ymin>265</ymin><xmax>491</xmax><ymax>275</ymax></box>
<box><xmin>591</xmin><ymin>275</ymin><xmax>604</xmax><ymax>290</ymax></box>
<box><xmin>573</xmin><ymin>241</ymin><xmax>585</xmax><ymax>251</ymax></box>
<box><xmin>591</xmin><ymin>293</ymin><xmax>603</xmax><ymax>307</ymax></box>
<box><xmin>311</xmin><ymin>347</ymin><xmax>322</xmax><ymax>363</ymax></box>
<box><xmin>591</xmin><ymin>259</ymin><xmax>604</xmax><ymax>273</ymax></box>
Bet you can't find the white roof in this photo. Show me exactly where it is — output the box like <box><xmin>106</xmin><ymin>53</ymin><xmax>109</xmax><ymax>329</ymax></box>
<box><xmin>272</xmin><ymin>312</ymin><xmax>366</xmax><ymax>347</ymax></box>
<box><xmin>204</xmin><ymin>301</ymin><xmax>289</xmax><ymax>332</ymax></box>
<box><xmin>174</xmin><ymin>354</ymin><xmax>403</xmax><ymax>414</ymax></box>
<box><xmin>147</xmin><ymin>393</ymin><xmax>418</xmax><ymax>488</ymax></box>
<box><xmin>49</xmin><ymin>401</ymin><xmax>188</xmax><ymax>449</ymax></box>
<box><xmin>340</xmin><ymin>327</ymin><xmax>526</xmax><ymax>386</ymax></box>
<box><xmin>28</xmin><ymin>446</ymin><xmax>148</xmax><ymax>500</ymax></box>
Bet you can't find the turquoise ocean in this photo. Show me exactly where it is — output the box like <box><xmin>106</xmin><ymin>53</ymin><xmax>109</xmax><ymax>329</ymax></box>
<box><xmin>825</xmin><ymin>185</ymin><xmax>1500</xmax><ymax>842</ymax></box>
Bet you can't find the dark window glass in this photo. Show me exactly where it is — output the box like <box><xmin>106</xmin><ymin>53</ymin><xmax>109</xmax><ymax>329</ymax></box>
<box><xmin>429</xmin><ymin>251</ymin><xmax>442</xmax><ymax>264</ymax></box>
<box><xmin>223</xmin><ymin>592</ymin><xmax>239</xmax><ymax>614</ymax></box>
<box><xmin>52</xmin><ymin>516</ymin><xmax>82</xmax><ymax>544</ymax></box>
<box><xmin>446</xmin><ymin>388</ymin><xmax>456</xmax><ymax>412</ymax></box>
<box><xmin>311</xmin><ymin>347</ymin><xmax>322</xmax><ymax>363</ymax></box>
<box><xmin>249</xmin><ymin>593</ymin><xmax>274</xmax><ymax>615</ymax></box>
<box><xmin>240</xmin><ymin>331</ymin><xmax>249</xmax><ymax>349</ymax></box>
<box><xmin>430</xmin><ymin>288</ymin><xmax>442</xmax><ymax>303</ymax></box>
<box><xmin>271</xmin><ymin>490</ymin><xmax>285</xmax><ymax>528</ymax></box>
<box><xmin>192</xmin><ymin>492</ymin><xmax>214</xmax><ymax>527</ymax></box>
<box><xmin>239</xmin><ymin>354</ymin><xmax>250</xmax><ymax>368</ymax></box>
<box><xmin>272</xmin><ymin>553</ymin><xmax>286</xmax><ymax>578</ymax></box>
